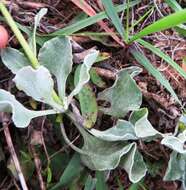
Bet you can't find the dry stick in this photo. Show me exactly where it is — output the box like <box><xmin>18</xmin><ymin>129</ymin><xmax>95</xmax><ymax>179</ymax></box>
<box><xmin>30</xmin><ymin>145</ymin><xmax>46</xmax><ymax>190</ymax></box>
<box><xmin>70</xmin><ymin>0</ymin><xmax>124</xmax><ymax>46</ymax></box>
<box><xmin>2</xmin><ymin>114</ymin><xmax>28</xmax><ymax>190</ymax></box>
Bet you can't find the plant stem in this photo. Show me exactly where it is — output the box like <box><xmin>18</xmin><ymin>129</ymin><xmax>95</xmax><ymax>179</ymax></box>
<box><xmin>0</xmin><ymin>2</ymin><xmax>39</xmax><ymax>68</ymax></box>
<box><xmin>125</xmin><ymin>0</ymin><xmax>130</xmax><ymax>42</ymax></box>
<box><xmin>0</xmin><ymin>2</ymin><xmax>63</xmax><ymax>105</ymax></box>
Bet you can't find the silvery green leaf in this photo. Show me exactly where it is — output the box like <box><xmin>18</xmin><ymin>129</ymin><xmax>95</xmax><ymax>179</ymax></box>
<box><xmin>1</xmin><ymin>48</ymin><xmax>29</xmax><ymax>74</ymax></box>
<box><xmin>77</xmin><ymin>125</ymin><xmax>134</xmax><ymax>171</ymax></box>
<box><xmin>161</xmin><ymin>131</ymin><xmax>186</xmax><ymax>154</ymax></box>
<box><xmin>98</xmin><ymin>67</ymin><xmax>142</xmax><ymax>117</ymax></box>
<box><xmin>38</xmin><ymin>37</ymin><xmax>73</xmax><ymax>103</ymax></box>
<box><xmin>119</xmin><ymin>143</ymin><xmax>147</xmax><ymax>183</ymax></box>
<box><xmin>0</xmin><ymin>89</ymin><xmax>57</xmax><ymax>128</ymax></box>
<box><xmin>89</xmin><ymin>119</ymin><xmax>137</xmax><ymax>141</ymax></box>
<box><xmin>13</xmin><ymin>66</ymin><xmax>64</xmax><ymax>112</ymax></box>
<box><xmin>130</xmin><ymin>108</ymin><xmax>163</xmax><ymax>139</ymax></box>
<box><xmin>68</xmin><ymin>50</ymin><xmax>99</xmax><ymax>104</ymax></box>
<box><xmin>164</xmin><ymin>151</ymin><xmax>184</xmax><ymax>181</ymax></box>
<box><xmin>31</xmin><ymin>8</ymin><xmax>47</xmax><ymax>55</ymax></box>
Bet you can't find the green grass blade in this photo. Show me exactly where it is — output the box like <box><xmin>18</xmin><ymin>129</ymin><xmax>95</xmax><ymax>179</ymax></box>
<box><xmin>129</xmin><ymin>7</ymin><xmax>154</xmax><ymax>32</ymax></box>
<box><xmin>129</xmin><ymin>9</ymin><xmax>186</xmax><ymax>43</ymax></box>
<box><xmin>102</xmin><ymin>0</ymin><xmax>125</xmax><ymax>39</ymax></box>
<box><xmin>130</xmin><ymin>49</ymin><xmax>181</xmax><ymax>104</ymax></box>
<box><xmin>46</xmin><ymin>0</ymin><xmax>140</xmax><ymax>36</ymax></box>
<box><xmin>137</xmin><ymin>39</ymin><xmax>186</xmax><ymax>79</ymax></box>
<box><xmin>165</xmin><ymin>0</ymin><xmax>182</xmax><ymax>11</ymax></box>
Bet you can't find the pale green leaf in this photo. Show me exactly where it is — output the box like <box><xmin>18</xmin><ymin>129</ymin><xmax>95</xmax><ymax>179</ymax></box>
<box><xmin>119</xmin><ymin>143</ymin><xmax>147</xmax><ymax>183</ymax></box>
<box><xmin>130</xmin><ymin>108</ymin><xmax>163</xmax><ymax>139</ymax></box>
<box><xmin>164</xmin><ymin>151</ymin><xmax>184</xmax><ymax>181</ymax></box>
<box><xmin>81</xmin><ymin>137</ymin><xmax>132</xmax><ymax>170</ymax></box>
<box><xmin>13</xmin><ymin>66</ymin><xmax>64</xmax><ymax>112</ymax></box>
<box><xmin>161</xmin><ymin>131</ymin><xmax>186</xmax><ymax>154</ymax></box>
<box><xmin>68</xmin><ymin>50</ymin><xmax>99</xmax><ymax>104</ymax></box>
<box><xmin>0</xmin><ymin>89</ymin><xmax>57</xmax><ymax>128</ymax></box>
<box><xmin>38</xmin><ymin>37</ymin><xmax>73</xmax><ymax>103</ymax></box>
<box><xmin>98</xmin><ymin>67</ymin><xmax>142</xmax><ymax>117</ymax></box>
<box><xmin>89</xmin><ymin>120</ymin><xmax>137</xmax><ymax>141</ymax></box>
<box><xmin>31</xmin><ymin>8</ymin><xmax>47</xmax><ymax>55</ymax></box>
<box><xmin>1</xmin><ymin>48</ymin><xmax>29</xmax><ymax>74</ymax></box>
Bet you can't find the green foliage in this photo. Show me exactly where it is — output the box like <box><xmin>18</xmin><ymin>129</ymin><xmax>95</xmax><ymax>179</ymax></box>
<box><xmin>75</xmin><ymin>66</ymin><xmax>98</xmax><ymax>128</ymax></box>
<box><xmin>38</xmin><ymin>37</ymin><xmax>73</xmax><ymax>103</ymax></box>
<box><xmin>98</xmin><ymin>67</ymin><xmax>142</xmax><ymax>117</ymax></box>
<box><xmin>102</xmin><ymin>0</ymin><xmax>125</xmax><ymax>38</ymax></box>
<box><xmin>130</xmin><ymin>50</ymin><xmax>181</xmax><ymax>104</ymax></box>
<box><xmin>1</xmin><ymin>47</ymin><xmax>30</xmax><ymax>74</ymax></box>
<box><xmin>0</xmin><ymin>89</ymin><xmax>57</xmax><ymax>128</ymax></box>
<box><xmin>1</xmin><ymin>2</ymin><xmax>186</xmax><ymax>188</ymax></box>
<box><xmin>129</xmin><ymin>9</ymin><xmax>186</xmax><ymax>42</ymax></box>
<box><xmin>137</xmin><ymin>39</ymin><xmax>186</xmax><ymax>80</ymax></box>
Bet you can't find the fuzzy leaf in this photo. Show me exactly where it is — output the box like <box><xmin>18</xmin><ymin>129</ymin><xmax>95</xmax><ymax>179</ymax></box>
<box><xmin>68</xmin><ymin>50</ymin><xmax>99</xmax><ymax>104</ymax></box>
<box><xmin>76</xmin><ymin>125</ymin><xmax>132</xmax><ymax>170</ymax></box>
<box><xmin>98</xmin><ymin>67</ymin><xmax>142</xmax><ymax>117</ymax></box>
<box><xmin>38</xmin><ymin>37</ymin><xmax>73</xmax><ymax>102</ymax></box>
<box><xmin>30</xmin><ymin>8</ymin><xmax>47</xmax><ymax>55</ymax></box>
<box><xmin>13</xmin><ymin>66</ymin><xmax>64</xmax><ymax>111</ymax></box>
<box><xmin>130</xmin><ymin>108</ymin><xmax>163</xmax><ymax>139</ymax></box>
<box><xmin>77</xmin><ymin>125</ymin><xmax>146</xmax><ymax>184</ymax></box>
<box><xmin>0</xmin><ymin>89</ymin><xmax>57</xmax><ymax>128</ymax></box>
<box><xmin>164</xmin><ymin>151</ymin><xmax>184</xmax><ymax>181</ymax></box>
<box><xmin>1</xmin><ymin>48</ymin><xmax>29</xmax><ymax>74</ymax></box>
<box><xmin>89</xmin><ymin>120</ymin><xmax>137</xmax><ymax>141</ymax></box>
<box><xmin>119</xmin><ymin>143</ymin><xmax>147</xmax><ymax>183</ymax></box>
<box><xmin>161</xmin><ymin>131</ymin><xmax>186</xmax><ymax>154</ymax></box>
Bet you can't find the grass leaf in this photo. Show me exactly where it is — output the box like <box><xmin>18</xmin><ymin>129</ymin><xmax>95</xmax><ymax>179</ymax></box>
<box><xmin>46</xmin><ymin>0</ymin><xmax>140</xmax><ymax>36</ymax></box>
<box><xmin>137</xmin><ymin>39</ymin><xmax>186</xmax><ymax>79</ymax></box>
<box><xmin>129</xmin><ymin>9</ymin><xmax>186</xmax><ymax>42</ymax></box>
<box><xmin>102</xmin><ymin>0</ymin><xmax>125</xmax><ymax>39</ymax></box>
<box><xmin>130</xmin><ymin>49</ymin><xmax>181</xmax><ymax>104</ymax></box>
<box><xmin>165</xmin><ymin>0</ymin><xmax>182</xmax><ymax>11</ymax></box>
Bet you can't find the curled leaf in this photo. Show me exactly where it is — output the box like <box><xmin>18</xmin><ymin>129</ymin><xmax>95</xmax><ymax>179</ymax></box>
<box><xmin>119</xmin><ymin>143</ymin><xmax>147</xmax><ymax>183</ymax></box>
<box><xmin>161</xmin><ymin>131</ymin><xmax>186</xmax><ymax>154</ymax></box>
<box><xmin>98</xmin><ymin>67</ymin><xmax>142</xmax><ymax>117</ymax></box>
<box><xmin>89</xmin><ymin>120</ymin><xmax>137</xmax><ymax>141</ymax></box>
<box><xmin>0</xmin><ymin>89</ymin><xmax>57</xmax><ymax>128</ymax></box>
<box><xmin>68</xmin><ymin>50</ymin><xmax>99</xmax><ymax>104</ymax></box>
<box><xmin>130</xmin><ymin>108</ymin><xmax>163</xmax><ymax>139</ymax></box>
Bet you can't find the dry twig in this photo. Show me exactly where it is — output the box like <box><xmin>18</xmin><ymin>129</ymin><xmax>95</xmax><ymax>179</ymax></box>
<box><xmin>1</xmin><ymin>113</ymin><xmax>28</xmax><ymax>190</ymax></box>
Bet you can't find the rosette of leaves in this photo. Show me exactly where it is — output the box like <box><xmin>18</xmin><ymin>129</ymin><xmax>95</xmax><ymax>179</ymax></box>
<box><xmin>161</xmin><ymin>115</ymin><xmax>186</xmax><ymax>189</ymax></box>
<box><xmin>0</xmin><ymin>35</ymin><xmax>165</xmax><ymax>183</ymax></box>
<box><xmin>0</xmin><ymin>8</ymin><xmax>166</xmax><ymax>184</ymax></box>
<box><xmin>0</xmin><ymin>37</ymin><xmax>98</xmax><ymax>127</ymax></box>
